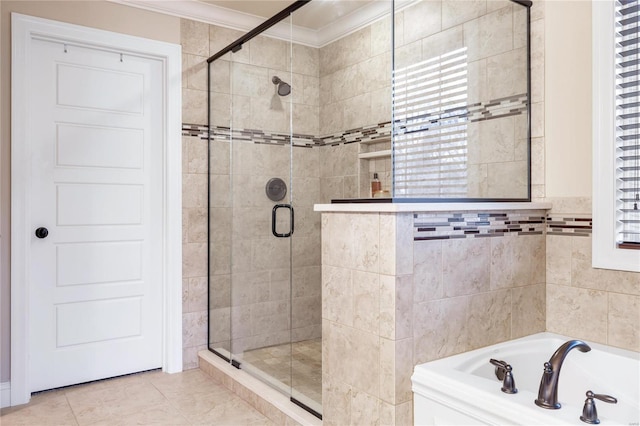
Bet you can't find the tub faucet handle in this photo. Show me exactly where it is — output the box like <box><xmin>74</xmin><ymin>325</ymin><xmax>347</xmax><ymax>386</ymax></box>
<box><xmin>489</xmin><ymin>359</ymin><xmax>518</xmax><ymax>394</ymax></box>
<box><xmin>580</xmin><ymin>390</ymin><xmax>617</xmax><ymax>424</ymax></box>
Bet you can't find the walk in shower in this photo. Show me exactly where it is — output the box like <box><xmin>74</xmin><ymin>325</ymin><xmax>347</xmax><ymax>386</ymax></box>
<box><xmin>206</xmin><ymin>0</ymin><xmax>531</xmax><ymax>418</ymax></box>
<box><xmin>207</xmin><ymin>1</ymin><xmax>326</xmax><ymax>416</ymax></box>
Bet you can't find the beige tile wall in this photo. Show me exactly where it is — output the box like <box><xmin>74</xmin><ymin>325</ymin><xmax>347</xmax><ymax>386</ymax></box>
<box><xmin>181</xmin><ymin>126</ymin><xmax>210</xmax><ymax>370</ymax></box>
<box><xmin>320</xmin><ymin>22</ymin><xmax>391</xmax><ymax>135</ymax></box>
<box><xmin>393</xmin><ymin>1</ymin><xmax>530</xmax><ymax>199</ymax></box>
<box><xmin>535</xmin><ymin>1</ymin><xmax>640</xmax><ymax>353</ymax></box>
<box><xmin>181</xmin><ymin>5</ymin><xmax>640</xmax><ymax>426</ymax></box>
<box><xmin>321</xmin><ymin>210</ymin><xmax>546</xmax><ymax>425</ymax></box>
<box><xmin>530</xmin><ymin>2</ymin><xmax>545</xmax><ymax>201</ymax></box>
<box><xmin>180</xmin><ymin>0</ymin><xmax>546</xmax><ymax>361</ymax></box>
<box><xmin>545</xmin><ymin>198</ymin><xmax>640</xmax><ymax>352</ymax></box>
<box><xmin>319</xmin><ymin>16</ymin><xmax>393</xmax><ymax>200</ymax></box>
<box><xmin>182</xmin><ymin>19</ymin><xmax>324</xmax><ymax>368</ymax></box>
<box><xmin>316</xmin><ymin>1</ymin><xmax>533</xmax><ymax>200</ymax></box>
<box><xmin>181</xmin><ymin>19</ymin><xmax>210</xmax><ymax>370</ymax></box>
<box><xmin>219</xmin><ymin>141</ymin><xmax>322</xmax><ymax>355</ymax></box>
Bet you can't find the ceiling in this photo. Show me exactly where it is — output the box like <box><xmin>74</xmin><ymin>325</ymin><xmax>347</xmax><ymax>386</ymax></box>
<box><xmin>200</xmin><ymin>1</ymin><xmax>376</xmax><ymax>31</ymax></box>
<box><xmin>200</xmin><ymin>1</ymin><xmax>295</xmax><ymax>21</ymax></box>
<box><xmin>113</xmin><ymin>0</ymin><xmax>394</xmax><ymax>47</ymax></box>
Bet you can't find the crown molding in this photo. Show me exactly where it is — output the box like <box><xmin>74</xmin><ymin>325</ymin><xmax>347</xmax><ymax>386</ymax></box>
<box><xmin>314</xmin><ymin>0</ymin><xmax>418</xmax><ymax>47</ymax></box>
<box><xmin>314</xmin><ymin>1</ymin><xmax>391</xmax><ymax>47</ymax></box>
<box><xmin>108</xmin><ymin>0</ymin><xmax>402</xmax><ymax>48</ymax></box>
<box><xmin>109</xmin><ymin>0</ymin><xmax>318</xmax><ymax>46</ymax></box>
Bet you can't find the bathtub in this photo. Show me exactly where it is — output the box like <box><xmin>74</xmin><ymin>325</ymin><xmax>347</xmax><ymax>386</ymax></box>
<box><xmin>412</xmin><ymin>333</ymin><xmax>640</xmax><ymax>425</ymax></box>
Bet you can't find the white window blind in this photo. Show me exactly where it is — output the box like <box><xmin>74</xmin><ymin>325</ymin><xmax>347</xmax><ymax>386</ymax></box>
<box><xmin>616</xmin><ymin>0</ymin><xmax>640</xmax><ymax>248</ymax></box>
<box><xmin>393</xmin><ymin>48</ymin><xmax>469</xmax><ymax>198</ymax></box>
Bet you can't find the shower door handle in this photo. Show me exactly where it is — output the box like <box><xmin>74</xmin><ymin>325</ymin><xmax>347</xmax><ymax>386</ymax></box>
<box><xmin>272</xmin><ymin>204</ymin><xmax>294</xmax><ymax>238</ymax></box>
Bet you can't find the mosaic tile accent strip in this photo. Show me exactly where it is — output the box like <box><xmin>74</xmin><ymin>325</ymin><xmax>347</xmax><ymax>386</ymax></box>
<box><xmin>467</xmin><ymin>94</ymin><xmax>528</xmax><ymax>123</ymax></box>
<box><xmin>546</xmin><ymin>216</ymin><xmax>593</xmax><ymax>236</ymax></box>
<box><xmin>182</xmin><ymin>124</ymin><xmax>321</xmax><ymax>147</ymax></box>
<box><xmin>319</xmin><ymin>122</ymin><xmax>392</xmax><ymax>146</ymax></box>
<box><xmin>394</xmin><ymin>93</ymin><xmax>528</xmax><ymax>137</ymax></box>
<box><xmin>182</xmin><ymin>122</ymin><xmax>392</xmax><ymax>148</ymax></box>
<box><xmin>414</xmin><ymin>211</ymin><xmax>546</xmax><ymax>241</ymax></box>
<box><xmin>182</xmin><ymin>124</ymin><xmax>209</xmax><ymax>139</ymax></box>
<box><xmin>181</xmin><ymin>94</ymin><xmax>525</xmax><ymax>148</ymax></box>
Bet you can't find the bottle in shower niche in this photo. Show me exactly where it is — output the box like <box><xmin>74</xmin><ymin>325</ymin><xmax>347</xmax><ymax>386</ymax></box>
<box><xmin>371</xmin><ymin>172</ymin><xmax>381</xmax><ymax>197</ymax></box>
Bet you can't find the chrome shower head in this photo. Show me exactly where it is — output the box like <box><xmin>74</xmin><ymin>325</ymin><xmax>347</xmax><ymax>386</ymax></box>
<box><xmin>271</xmin><ymin>75</ymin><xmax>291</xmax><ymax>96</ymax></box>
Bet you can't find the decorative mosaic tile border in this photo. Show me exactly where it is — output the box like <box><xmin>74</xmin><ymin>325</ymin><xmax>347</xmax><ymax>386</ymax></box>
<box><xmin>413</xmin><ymin>213</ymin><xmax>594</xmax><ymax>241</ymax></box>
<box><xmin>182</xmin><ymin>93</ymin><xmax>527</xmax><ymax>148</ymax></box>
<box><xmin>181</xmin><ymin>124</ymin><xmax>209</xmax><ymax>139</ymax></box>
<box><xmin>546</xmin><ymin>216</ymin><xmax>592</xmax><ymax>236</ymax></box>
<box><xmin>414</xmin><ymin>211</ymin><xmax>546</xmax><ymax>241</ymax></box>
<box><xmin>182</xmin><ymin>123</ymin><xmax>393</xmax><ymax>147</ymax></box>
<box><xmin>395</xmin><ymin>93</ymin><xmax>528</xmax><ymax>137</ymax></box>
<box><xmin>182</xmin><ymin>123</ymin><xmax>392</xmax><ymax>147</ymax></box>
<box><xmin>319</xmin><ymin>122</ymin><xmax>391</xmax><ymax>146</ymax></box>
<box><xmin>182</xmin><ymin>124</ymin><xmax>321</xmax><ymax>147</ymax></box>
<box><xmin>467</xmin><ymin>94</ymin><xmax>528</xmax><ymax>123</ymax></box>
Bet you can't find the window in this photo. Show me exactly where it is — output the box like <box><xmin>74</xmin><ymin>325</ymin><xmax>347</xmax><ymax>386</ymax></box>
<box><xmin>593</xmin><ymin>0</ymin><xmax>640</xmax><ymax>272</ymax></box>
<box><xmin>615</xmin><ymin>0</ymin><xmax>640</xmax><ymax>248</ymax></box>
<box><xmin>393</xmin><ymin>48</ymin><xmax>469</xmax><ymax>198</ymax></box>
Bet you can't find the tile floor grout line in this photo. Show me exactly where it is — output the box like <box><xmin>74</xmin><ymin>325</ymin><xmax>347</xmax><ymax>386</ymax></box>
<box><xmin>1</xmin><ymin>369</ymin><xmax>274</xmax><ymax>426</ymax></box>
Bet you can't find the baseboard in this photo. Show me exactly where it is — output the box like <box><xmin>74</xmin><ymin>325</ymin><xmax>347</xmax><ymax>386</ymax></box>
<box><xmin>1</xmin><ymin>382</ymin><xmax>10</xmax><ymax>408</ymax></box>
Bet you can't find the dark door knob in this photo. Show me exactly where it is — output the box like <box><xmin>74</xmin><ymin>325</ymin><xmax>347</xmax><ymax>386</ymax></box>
<box><xmin>35</xmin><ymin>227</ymin><xmax>48</xmax><ymax>239</ymax></box>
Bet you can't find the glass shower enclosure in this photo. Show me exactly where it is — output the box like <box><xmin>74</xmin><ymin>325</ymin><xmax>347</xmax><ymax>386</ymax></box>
<box><xmin>207</xmin><ymin>1</ymin><xmax>323</xmax><ymax>417</ymax></box>
<box><xmin>205</xmin><ymin>0</ymin><xmax>531</xmax><ymax>418</ymax></box>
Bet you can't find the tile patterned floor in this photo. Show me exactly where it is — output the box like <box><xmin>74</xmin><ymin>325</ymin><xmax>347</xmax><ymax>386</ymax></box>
<box><xmin>241</xmin><ymin>339</ymin><xmax>322</xmax><ymax>407</ymax></box>
<box><xmin>0</xmin><ymin>369</ymin><xmax>275</xmax><ymax>426</ymax></box>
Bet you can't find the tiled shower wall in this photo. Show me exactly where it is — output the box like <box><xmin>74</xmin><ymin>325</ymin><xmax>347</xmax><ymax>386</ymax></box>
<box><xmin>179</xmin><ymin>0</ymin><xmax>542</xmax><ymax>369</ymax></box>
<box><xmin>182</xmin><ymin>131</ymin><xmax>209</xmax><ymax>369</ymax></box>
<box><xmin>319</xmin><ymin>18</ymin><xmax>393</xmax><ymax>198</ymax></box>
<box><xmin>181</xmin><ymin>0</ymin><xmax>639</xmax><ymax>374</ymax></box>
<box><xmin>316</xmin><ymin>1</ymin><xmax>531</xmax><ymax>200</ymax></box>
<box><xmin>181</xmin><ymin>19</ymin><xmax>210</xmax><ymax>370</ymax></box>
<box><xmin>181</xmin><ymin>19</ymin><xmax>323</xmax><ymax>368</ymax></box>
<box><xmin>206</xmin><ymin>25</ymin><xmax>323</xmax><ymax>354</ymax></box>
<box><xmin>207</xmin><ymin>140</ymin><xmax>322</xmax><ymax>354</ymax></box>
<box><xmin>394</xmin><ymin>1</ymin><xmax>529</xmax><ymax>198</ymax></box>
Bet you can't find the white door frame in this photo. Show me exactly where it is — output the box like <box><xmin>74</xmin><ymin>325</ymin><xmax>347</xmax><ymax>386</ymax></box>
<box><xmin>10</xmin><ymin>13</ymin><xmax>182</xmax><ymax>406</ymax></box>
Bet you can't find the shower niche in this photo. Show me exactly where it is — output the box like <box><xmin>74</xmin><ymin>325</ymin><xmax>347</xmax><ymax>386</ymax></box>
<box><xmin>206</xmin><ymin>0</ymin><xmax>531</xmax><ymax>418</ymax></box>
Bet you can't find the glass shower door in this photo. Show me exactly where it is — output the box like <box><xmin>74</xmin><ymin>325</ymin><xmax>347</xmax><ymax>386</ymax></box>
<box><xmin>226</xmin><ymin>29</ymin><xmax>294</xmax><ymax>397</ymax></box>
<box><xmin>208</xmin><ymin>11</ymin><xmax>322</xmax><ymax>418</ymax></box>
<box><xmin>288</xmin><ymin>10</ymin><xmax>322</xmax><ymax>415</ymax></box>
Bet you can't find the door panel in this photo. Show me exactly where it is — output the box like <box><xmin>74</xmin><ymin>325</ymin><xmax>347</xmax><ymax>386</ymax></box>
<box><xmin>56</xmin><ymin>184</ymin><xmax>143</xmax><ymax>225</ymax></box>
<box><xmin>56</xmin><ymin>62</ymin><xmax>144</xmax><ymax>113</ymax></box>
<box><xmin>56</xmin><ymin>241</ymin><xmax>143</xmax><ymax>286</ymax></box>
<box><xmin>56</xmin><ymin>123</ymin><xmax>144</xmax><ymax>169</ymax></box>
<box><xmin>28</xmin><ymin>37</ymin><xmax>163</xmax><ymax>392</ymax></box>
<box><xmin>55</xmin><ymin>297</ymin><xmax>142</xmax><ymax>347</ymax></box>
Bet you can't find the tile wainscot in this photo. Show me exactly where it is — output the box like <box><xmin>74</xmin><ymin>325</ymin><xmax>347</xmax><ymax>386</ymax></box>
<box><xmin>314</xmin><ymin>202</ymin><xmax>551</xmax><ymax>425</ymax></box>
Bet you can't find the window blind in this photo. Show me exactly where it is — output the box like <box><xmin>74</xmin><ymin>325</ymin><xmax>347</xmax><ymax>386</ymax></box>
<box><xmin>393</xmin><ymin>48</ymin><xmax>469</xmax><ymax>198</ymax></box>
<box><xmin>616</xmin><ymin>0</ymin><xmax>640</xmax><ymax>248</ymax></box>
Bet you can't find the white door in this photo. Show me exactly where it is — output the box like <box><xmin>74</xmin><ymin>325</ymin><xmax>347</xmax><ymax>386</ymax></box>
<box><xmin>27</xmin><ymin>37</ymin><xmax>163</xmax><ymax>392</ymax></box>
